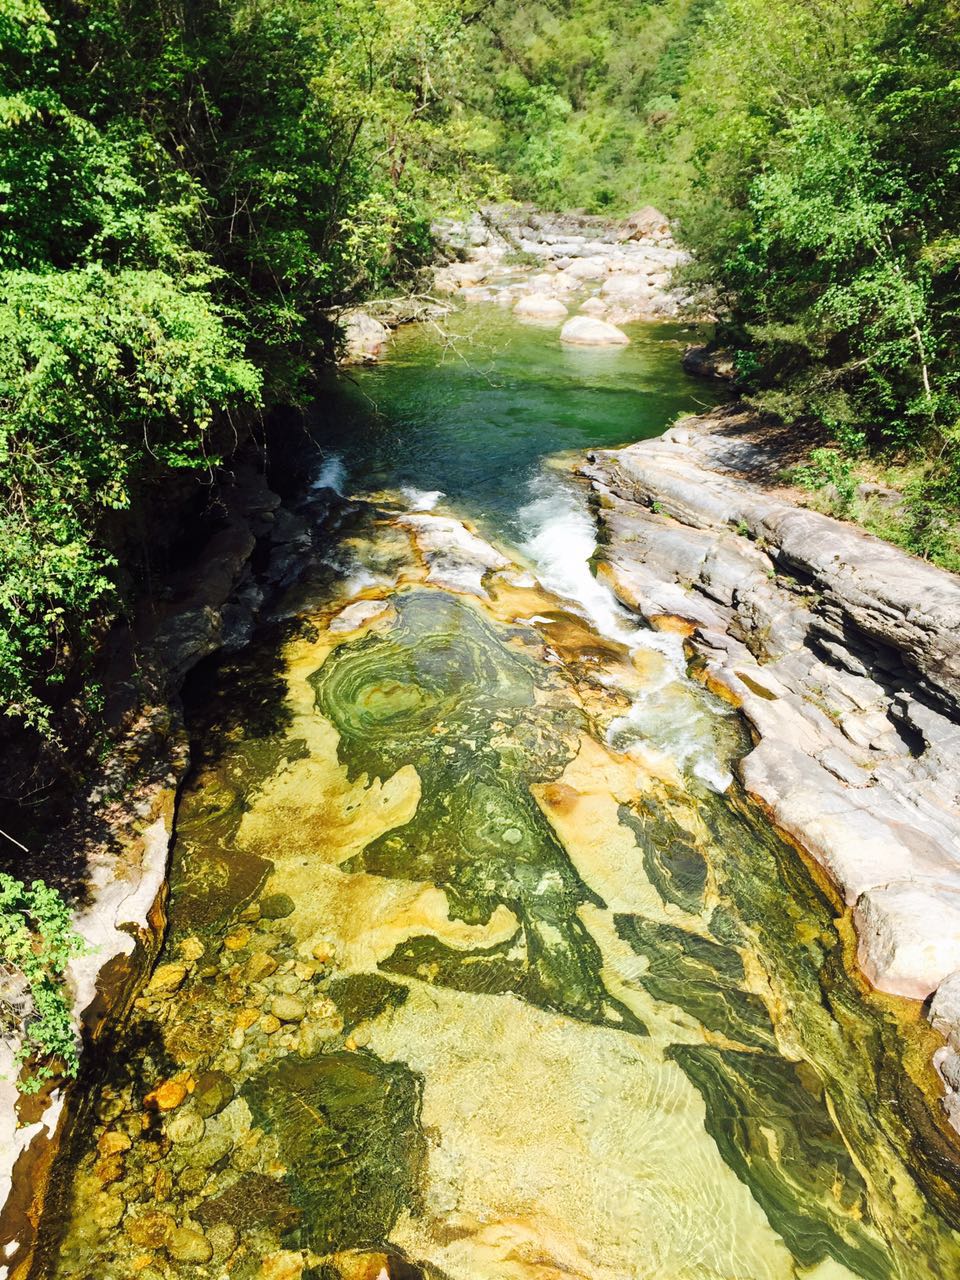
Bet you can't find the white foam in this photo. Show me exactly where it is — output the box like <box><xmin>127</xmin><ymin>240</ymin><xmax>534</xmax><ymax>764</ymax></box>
<box><xmin>516</xmin><ymin>470</ymin><xmax>734</xmax><ymax>792</ymax></box>
<box><xmin>312</xmin><ymin>452</ymin><xmax>347</xmax><ymax>495</ymax></box>
<box><xmin>400</xmin><ymin>486</ymin><xmax>444</xmax><ymax>511</ymax></box>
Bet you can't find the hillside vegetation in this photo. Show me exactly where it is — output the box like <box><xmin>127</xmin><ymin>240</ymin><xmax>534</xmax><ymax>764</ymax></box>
<box><xmin>1</xmin><ymin>0</ymin><xmax>959</xmax><ymax>748</ymax></box>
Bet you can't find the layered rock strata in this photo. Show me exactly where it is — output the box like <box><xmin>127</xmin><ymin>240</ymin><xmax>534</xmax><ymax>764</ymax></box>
<box><xmin>579</xmin><ymin>406</ymin><xmax>960</xmax><ymax>1129</ymax></box>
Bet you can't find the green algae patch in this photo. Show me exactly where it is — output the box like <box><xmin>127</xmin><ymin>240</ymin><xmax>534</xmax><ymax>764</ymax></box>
<box><xmin>670</xmin><ymin>1043</ymin><xmax>891</xmax><ymax>1280</ymax></box>
<box><xmin>243</xmin><ymin>1050</ymin><xmax>426</xmax><ymax>1255</ymax></box>
<box><xmin>32</xmin><ymin>507</ymin><xmax>960</xmax><ymax>1280</ymax></box>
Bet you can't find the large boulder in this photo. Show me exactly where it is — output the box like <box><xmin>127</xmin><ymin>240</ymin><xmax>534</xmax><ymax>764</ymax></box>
<box><xmin>432</xmin><ymin>260</ymin><xmax>489</xmax><ymax>293</ymax></box>
<box><xmin>340</xmin><ymin>310</ymin><xmax>390</xmax><ymax>363</ymax></box>
<box><xmin>559</xmin><ymin>316</ymin><xmax>630</xmax><ymax>347</ymax></box>
<box><xmin>513</xmin><ymin>295</ymin><xmax>569</xmax><ymax>322</ymax></box>
<box><xmin>600</xmin><ymin>273</ymin><xmax>653</xmax><ymax>300</ymax></box>
<box><xmin>563</xmin><ymin>255</ymin><xmax>610</xmax><ymax>281</ymax></box>
<box><xmin>855</xmin><ymin>882</ymin><xmax>960</xmax><ymax>1000</ymax></box>
<box><xmin>619</xmin><ymin>205</ymin><xmax>671</xmax><ymax>242</ymax></box>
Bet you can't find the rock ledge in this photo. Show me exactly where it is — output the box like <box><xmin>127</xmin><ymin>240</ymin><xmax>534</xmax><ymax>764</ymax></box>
<box><xmin>579</xmin><ymin>405</ymin><xmax>960</xmax><ymax>1130</ymax></box>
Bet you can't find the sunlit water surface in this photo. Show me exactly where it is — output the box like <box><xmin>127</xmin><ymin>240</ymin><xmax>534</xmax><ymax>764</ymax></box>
<box><xmin>39</xmin><ymin>308</ymin><xmax>960</xmax><ymax>1280</ymax></box>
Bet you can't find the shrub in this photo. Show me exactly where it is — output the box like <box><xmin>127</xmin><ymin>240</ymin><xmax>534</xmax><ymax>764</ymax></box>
<box><xmin>0</xmin><ymin>873</ymin><xmax>86</xmax><ymax>1093</ymax></box>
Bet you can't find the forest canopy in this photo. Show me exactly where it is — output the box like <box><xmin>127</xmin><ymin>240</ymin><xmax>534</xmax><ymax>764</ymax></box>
<box><xmin>1</xmin><ymin>0</ymin><xmax>959</xmax><ymax>738</ymax></box>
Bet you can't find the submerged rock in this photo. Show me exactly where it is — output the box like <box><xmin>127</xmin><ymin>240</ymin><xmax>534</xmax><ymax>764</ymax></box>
<box><xmin>145</xmin><ymin>963</ymin><xmax>187</xmax><ymax>998</ymax></box>
<box><xmin>167</xmin><ymin>1225</ymin><xmax>213</xmax><ymax>1264</ymax></box>
<box><xmin>193</xmin><ymin>1070</ymin><xmax>235</xmax><ymax>1119</ymax></box>
<box><xmin>271</xmin><ymin>995</ymin><xmax>306</xmax><ymax>1023</ymax></box>
<box><xmin>560</xmin><ymin>316</ymin><xmax>630</xmax><ymax>346</ymax></box>
<box><xmin>260</xmin><ymin>892</ymin><xmax>295</xmax><ymax>920</ymax></box>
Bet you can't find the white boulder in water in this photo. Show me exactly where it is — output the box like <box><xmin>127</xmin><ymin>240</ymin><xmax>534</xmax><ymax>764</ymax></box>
<box><xmin>513</xmin><ymin>295</ymin><xmax>569</xmax><ymax>322</ymax></box>
<box><xmin>340</xmin><ymin>310</ymin><xmax>389</xmax><ymax>363</ymax></box>
<box><xmin>398</xmin><ymin>513</ymin><xmax>509</xmax><ymax>598</ymax></box>
<box><xmin>560</xmin><ymin>316</ymin><xmax>629</xmax><ymax>346</ymax></box>
<box><xmin>578</xmin><ymin>296</ymin><xmax>609</xmax><ymax>317</ymax></box>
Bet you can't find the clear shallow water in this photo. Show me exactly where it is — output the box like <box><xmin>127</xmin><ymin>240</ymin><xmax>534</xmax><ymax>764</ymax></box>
<box><xmin>38</xmin><ymin>310</ymin><xmax>960</xmax><ymax>1280</ymax></box>
<box><xmin>311</xmin><ymin>309</ymin><xmax>719</xmax><ymax>540</ymax></box>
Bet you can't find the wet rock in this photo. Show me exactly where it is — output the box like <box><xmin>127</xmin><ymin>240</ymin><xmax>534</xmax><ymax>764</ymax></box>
<box><xmin>260</xmin><ymin>1249</ymin><xmax>306</xmax><ymax>1280</ymax></box>
<box><xmin>559</xmin><ymin>316</ymin><xmax>629</xmax><ymax>346</ymax></box>
<box><xmin>185</xmin><ymin>1131</ymin><xmax>234</xmax><ymax>1169</ymax></box>
<box><xmin>261</xmin><ymin>1013</ymin><xmax>282</xmax><ymax>1034</ymax></box>
<box><xmin>329</xmin><ymin>600</ymin><xmax>393</xmax><ymax>634</ymax></box>
<box><xmin>193</xmin><ymin>1070</ymin><xmax>235</xmax><ymax>1119</ymax></box>
<box><xmin>260</xmin><ymin>893</ymin><xmax>295</xmax><ymax>920</ymax></box>
<box><xmin>145</xmin><ymin>1079</ymin><xmax>188</xmax><ymax>1111</ymax></box>
<box><xmin>126</xmin><ymin>1210</ymin><xmax>176</xmax><ymax>1248</ymax></box>
<box><xmin>167</xmin><ymin>1225</ymin><xmax>214</xmax><ymax>1264</ymax></box>
<box><xmin>224</xmin><ymin>926</ymin><xmax>253</xmax><ymax>950</ymax></box>
<box><xmin>208</xmin><ymin>1220</ymin><xmax>239</xmax><ymax>1262</ymax></box>
<box><xmin>146</xmin><ymin>963</ymin><xmax>188</xmax><ymax>998</ymax></box>
<box><xmin>244</xmin><ymin>951</ymin><xmax>279</xmax><ymax>984</ymax></box>
<box><xmin>398</xmin><ymin>513</ymin><xmax>509</xmax><ymax>598</ymax></box>
<box><xmin>180</xmin><ymin>1167</ymin><xmax>209</xmax><ymax>1193</ymax></box>
<box><xmin>95</xmin><ymin>1092</ymin><xmax>126</xmax><ymax>1124</ymax></box>
<box><xmin>93</xmin><ymin>1154</ymin><xmax>124</xmax><ymax>1186</ymax></box>
<box><xmin>311</xmin><ymin>939</ymin><xmax>337</xmax><ymax>964</ymax></box>
<box><xmin>166</xmin><ymin>1109</ymin><xmax>206</xmax><ymax>1146</ymax></box>
<box><xmin>276</xmin><ymin>973</ymin><xmax>302</xmax><ymax>996</ymax></box>
<box><xmin>178</xmin><ymin>936</ymin><xmax>206</xmax><ymax>963</ymax></box>
<box><xmin>93</xmin><ymin>1193</ymin><xmax>125</xmax><ymax>1231</ymax></box>
<box><xmin>98</xmin><ymin>1129</ymin><xmax>132</xmax><ymax>1157</ymax></box>
<box><xmin>271</xmin><ymin>995</ymin><xmax>306</xmax><ymax>1023</ymax></box>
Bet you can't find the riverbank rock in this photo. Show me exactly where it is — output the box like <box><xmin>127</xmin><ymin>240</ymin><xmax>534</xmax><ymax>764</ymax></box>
<box><xmin>855</xmin><ymin>884</ymin><xmax>960</xmax><ymax>1000</ymax></box>
<box><xmin>579</xmin><ymin>402</ymin><xmax>960</xmax><ymax>1130</ymax></box>
<box><xmin>682</xmin><ymin>343</ymin><xmax>736</xmax><ymax>381</ymax></box>
<box><xmin>619</xmin><ymin>206</ymin><xmax>671</xmax><ymax>242</ymax></box>
<box><xmin>513</xmin><ymin>295</ymin><xmax>568</xmax><ymax>322</ymax></box>
<box><xmin>560</xmin><ymin>316</ymin><xmax>630</xmax><ymax>347</ymax></box>
<box><xmin>430</xmin><ymin>203</ymin><xmax>698</xmax><ymax>320</ymax></box>
<box><xmin>340</xmin><ymin>310</ymin><xmax>390</xmax><ymax>364</ymax></box>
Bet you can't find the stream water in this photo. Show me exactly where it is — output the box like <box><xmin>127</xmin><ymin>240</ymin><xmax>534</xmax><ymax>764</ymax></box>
<box><xmin>38</xmin><ymin>309</ymin><xmax>960</xmax><ymax>1280</ymax></box>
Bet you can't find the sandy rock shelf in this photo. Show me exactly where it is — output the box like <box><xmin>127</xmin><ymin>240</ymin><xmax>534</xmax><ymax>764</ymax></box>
<box><xmin>579</xmin><ymin>404</ymin><xmax>960</xmax><ymax>1131</ymax></box>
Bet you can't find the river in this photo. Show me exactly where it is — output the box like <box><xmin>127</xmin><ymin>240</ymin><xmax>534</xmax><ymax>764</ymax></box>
<box><xmin>37</xmin><ymin>308</ymin><xmax>960</xmax><ymax>1279</ymax></box>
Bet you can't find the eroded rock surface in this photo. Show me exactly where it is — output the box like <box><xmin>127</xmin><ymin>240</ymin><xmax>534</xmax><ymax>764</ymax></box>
<box><xmin>580</xmin><ymin>405</ymin><xmax>960</xmax><ymax>1128</ymax></box>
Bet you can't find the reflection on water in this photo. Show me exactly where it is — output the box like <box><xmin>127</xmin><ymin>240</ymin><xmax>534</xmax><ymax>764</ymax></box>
<box><xmin>37</xmin><ymin>314</ymin><xmax>960</xmax><ymax>1280</ymax></box>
